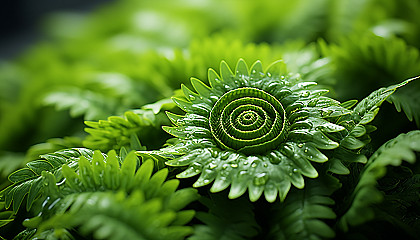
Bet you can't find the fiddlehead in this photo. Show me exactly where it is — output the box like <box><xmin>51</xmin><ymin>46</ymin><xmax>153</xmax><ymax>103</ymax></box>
<box><xmin>141</xmin><ymin>59</ymin><xmax>353</xmax><ymax>202</ymax></box>
<box><xmin>142</xmin><ymin>59</ymin><xmax>415</xmax><ymax>203</ymax></box>
<box><xmin>208</xmin><ymin>87</ymin><xmax>288</xmax><ymax>155</ymax></box>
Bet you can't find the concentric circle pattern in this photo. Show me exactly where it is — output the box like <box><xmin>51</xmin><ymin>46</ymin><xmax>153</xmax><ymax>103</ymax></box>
<box><xmin>209</xmin><ymin>87</ymin><xmax>287</xmax><ymax>154</ymax></box>
<box><xmin>159</xmin><ymin>59</ymin><xmax>356</xmax><ymax>202</ymax></box>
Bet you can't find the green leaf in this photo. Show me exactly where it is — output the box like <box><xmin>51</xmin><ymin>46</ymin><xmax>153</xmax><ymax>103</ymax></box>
<box><xmin>189</xmin><ymin>193</ymin><xmax>260</xmax><ymax>240</ymax></box>
<box><xmin>83</xmin><ymin>107</ymin><xmax>172</xmax><ymax>152</ymax></box>
<box><xmin>353</xmin><ymin>77</ymin><xmax>415</xmax><ymax>120</ymax></box>
<box><xmin>338</xmin><ymin>130</ymin><xmax>420</xmax><ymax>231</ymax></box>
<box><xmin>268</xmin><ymin>176</ymin><xmax>339</xmax><ymax>240</ymax></box>
<box><xmin>8</xmin><ymin>169</ymin><xmax>36</xmax><ymax>183</ymax></box>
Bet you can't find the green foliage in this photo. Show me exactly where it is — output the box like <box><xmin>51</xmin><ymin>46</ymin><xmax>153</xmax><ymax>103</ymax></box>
<box><xmin>0</xmin><ymin>149</ymin><xmax>198</xmax><ymax>239</ymax></box>
<box><xmin>323</xmin><ymin>33</ymin><xmax>420</xmax><ymax>126</ymax></box>
<box><xmin>189</xmin><ymin>194</ymin><xmax>260</xmax><ymax>240</ymax></box>
<box><xmin>83</xmin><ymin>107</ymin><xmax>174</xmax><ymax>153</ymax></box>
<box><xmin>338</xmin><ymin>130</ymin><xmax>420</xmax><ymax>231</ymax></box>
<box><xmin>0</xmin><ymin>148</ymin><xmax>93</xmax><ymax>214</ymax></box>
<box><xmin>1</xmin><ymin>0</ymin><xmax>420</xmax><ymax>239</ymax></box>
<box><xmin>147</xmin><ymin>59</ymin><xmax>410</xmax><ymax>203</ymax></box>
<box><xmin>268</xmin><ymin>176</ymin><xmax>340</xmax><ymax>240</ymax></box>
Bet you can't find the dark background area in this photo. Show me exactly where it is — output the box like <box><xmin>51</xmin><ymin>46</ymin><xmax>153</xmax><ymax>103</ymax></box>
<box><xmin>0</xmin><ymin>0</ymin><xmax>113</xmax><ymax>59</ymax></box>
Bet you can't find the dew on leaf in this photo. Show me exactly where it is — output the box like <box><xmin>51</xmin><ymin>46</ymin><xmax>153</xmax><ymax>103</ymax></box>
<box><xmin>301</xmin><ymin>91</ymin><xmax>310</xmax><ymax>97</ymax></box>
<box><xmin>209</xmin><ymin>161</ymin><xmax>218</xmax><ymax>169</ymax></box>
<box><xmin>253</xmin><ymin>173</ymin><xmax>268</xmax><ymax>186</ymax></box>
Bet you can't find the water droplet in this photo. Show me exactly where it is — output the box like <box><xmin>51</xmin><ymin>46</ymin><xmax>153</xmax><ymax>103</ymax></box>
<box><xmin>195</xmin><ymin>169</ymin><xmax>201</xmax><ymax>173</ymax></box>
<box><xmin>243</xmin><ymin>161</ymin><xmax>249</xmax><ymax>165</ymax></box>
<box><xmin>222</xmin><ymin>163</ymin><xmax>229</xmax><ymax>169</ymax></box>
<box><xmin>298</xmin><ymin>143</ymin><xmax>304</xmax><ymax>148</ymax></box>
<box><xmin>189</xmin><ymin>95</ymin><xmax>196</xmax><ymax>100</ymax></box>
<box><xmin>301</xmin><ymin>91</ymin><xmax>310</xmax><ymax>97</ymax></box>
<box><xmin>263</xmin><ymin>163</ymin><xmax>268</xmax><ymax>167</ymax></box>
<box><xmin>251</xmin><ymin>163</ymin><xmax>257</xmax><ymax>168</ymax></box>
<box><xmin>203</xmin><ymin>179</ymin><xmax>210</xmax><ymax>184</ymax></box>
<box><xmin>281</xmin><ymin>76</ymin><xmax>285</xmax><ymax>80</ymax></box>
<box><xmin>293</xmin><ymin>168</ymin><xmax>298</xmax><ymax>173</ymax></box>
<box><xmin>209</xmin><ymin>162</ymin><xmax>218</xmax><ymax>169</ymax></box>
<box><xmin>239</xmin><ymin>170</ymin><xmax>248</xmax><ymax>175</ymax></box>
<box><xmin>253</xmin><ymin>173</ymin><xmax>268</xmax><ymax>186</ymax></box>
<box><xmin>308</xmin><ymin>100</ymin><xmax>317</xmax><ymax>107</ymax></box>
<box><xmin>267</xmin><ymin>72</ymin><xmax>272</xmax><ymax>77</ymax></box>
<box><xmin>211</xmin><ymin>150</ymin><xmax>219</xmax><ymax>158</ymax></box>
<box><xmin>231</xmin><ymin>163</ymin><xmax>238</xmax><ymax>168</ymax></box>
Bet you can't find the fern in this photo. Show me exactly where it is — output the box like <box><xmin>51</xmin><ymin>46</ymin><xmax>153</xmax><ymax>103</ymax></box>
<box><xmin>1</xmin><ymin>149</ymin><xmax>198</xmax><ymax>239</ymax></box>
<box><xmin>83</xmin><ymin>101</ymin><xmax>177</xmax><ymax>153</ymax></box>
<box><xmin>189</xmin><ymin>193</ymin><xmax>260</xmax><ymax>240</ymax></box>
<box><xmin>1</xmin><ymin>1</ymin><xmax>420</xmax><ymax>239</ymax></box>
<box><xmin>268</xmin><ymin>175</ymin><xmax>340</xmax><ymax>240</ymax></box>
<box><xmin>0</xmin><ymin>148</ymin><xmax>93</xmax><ymax>214</ymax></box>
<box><xmin>323</xmin><ymin>33</ymin><xmax>420</xmax><ymax>126</ymax></box>
<box><xmin>338</xmin><ymin>130</ymin><xmax>420</xmax><ymax>231</ymax></box>
<box><xmin>139</xmin><ymin>59</ymin><xmax>413</xmax><ymax>203</ymax></box>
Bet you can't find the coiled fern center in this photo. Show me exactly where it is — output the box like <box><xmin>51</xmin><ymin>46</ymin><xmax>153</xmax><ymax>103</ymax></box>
<box><xmin>156</xmin><ymin>59</ymin><xmax>352</xmax><ymax>202</ymax></box>
<box><xmin>210</xmin><ymin>87</ymin><xmax>287</xmax><ymax>155</ymax></box>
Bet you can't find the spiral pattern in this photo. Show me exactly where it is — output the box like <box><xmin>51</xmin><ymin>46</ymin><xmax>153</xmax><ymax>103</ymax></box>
<box><xmin>209</xmin><ymin>87</ymin><xmax>287</xmax><ymax>154</ymax></box>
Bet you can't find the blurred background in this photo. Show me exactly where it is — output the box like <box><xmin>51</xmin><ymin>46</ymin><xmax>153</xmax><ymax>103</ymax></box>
<box><xmin>0</xmin><ymin>0</ymin><xmax>112</xmax><ymax>59</ymax></box>
<box><xmin>1</xmin><ymin>0</ymin><xmax>420</xmax><ymax>185</ymax></box>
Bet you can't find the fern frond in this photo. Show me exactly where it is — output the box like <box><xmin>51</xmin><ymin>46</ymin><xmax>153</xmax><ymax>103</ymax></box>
<box><xmin>185</xmin><ymin>36</ymin><xmax>332</xmax><ymax>86</ymax></box>
<box><xmin>189</xmin><ymin>193</ymin><xmax>260</xmax><ymax>240</ymax></box>
<box><xmin>268</xmin><ymin>175</ymin><xmax>340</xmax><ymax>240</ymax></box>
<box><xmin>36</xmin><ymin>190</ymin><xmax>196</xmax><ymax>240</ymax></box>
<box><xmin>42</xmin><ymin>87</ymin><xmax>119</xmax><ymax>121</ymax></box>
<box><xmin>14</xmin><ymin>150</ymin><xmax>198</xmax><ymax>240</ymax></box>
<box><xmin>326</xmin><ymin>76</ymin><xmax>416</xmax><ymax>175</ymax></box>
<box><xmin>338</xmin><ymin>130</ymin><xmax>420</xmax><ymax>231</ymax></box>
<box><xmin>141</xmin><ymin>59</ymin><xmax>373</xmax><ymax>202</ymax></box>
<box><xmin>83</xmin><ymin>104</ymin><xmax>175</xmax><ymax>153</ymax></box>
<box><xmin>324</xmin><ymin>34</ymin><xmax>420</xmax><ymax>126</ymax></box>
<box><xmin>0</xmin><ymin>148</ymin><xmax>93</xmax><ymax>214</ymax></box>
